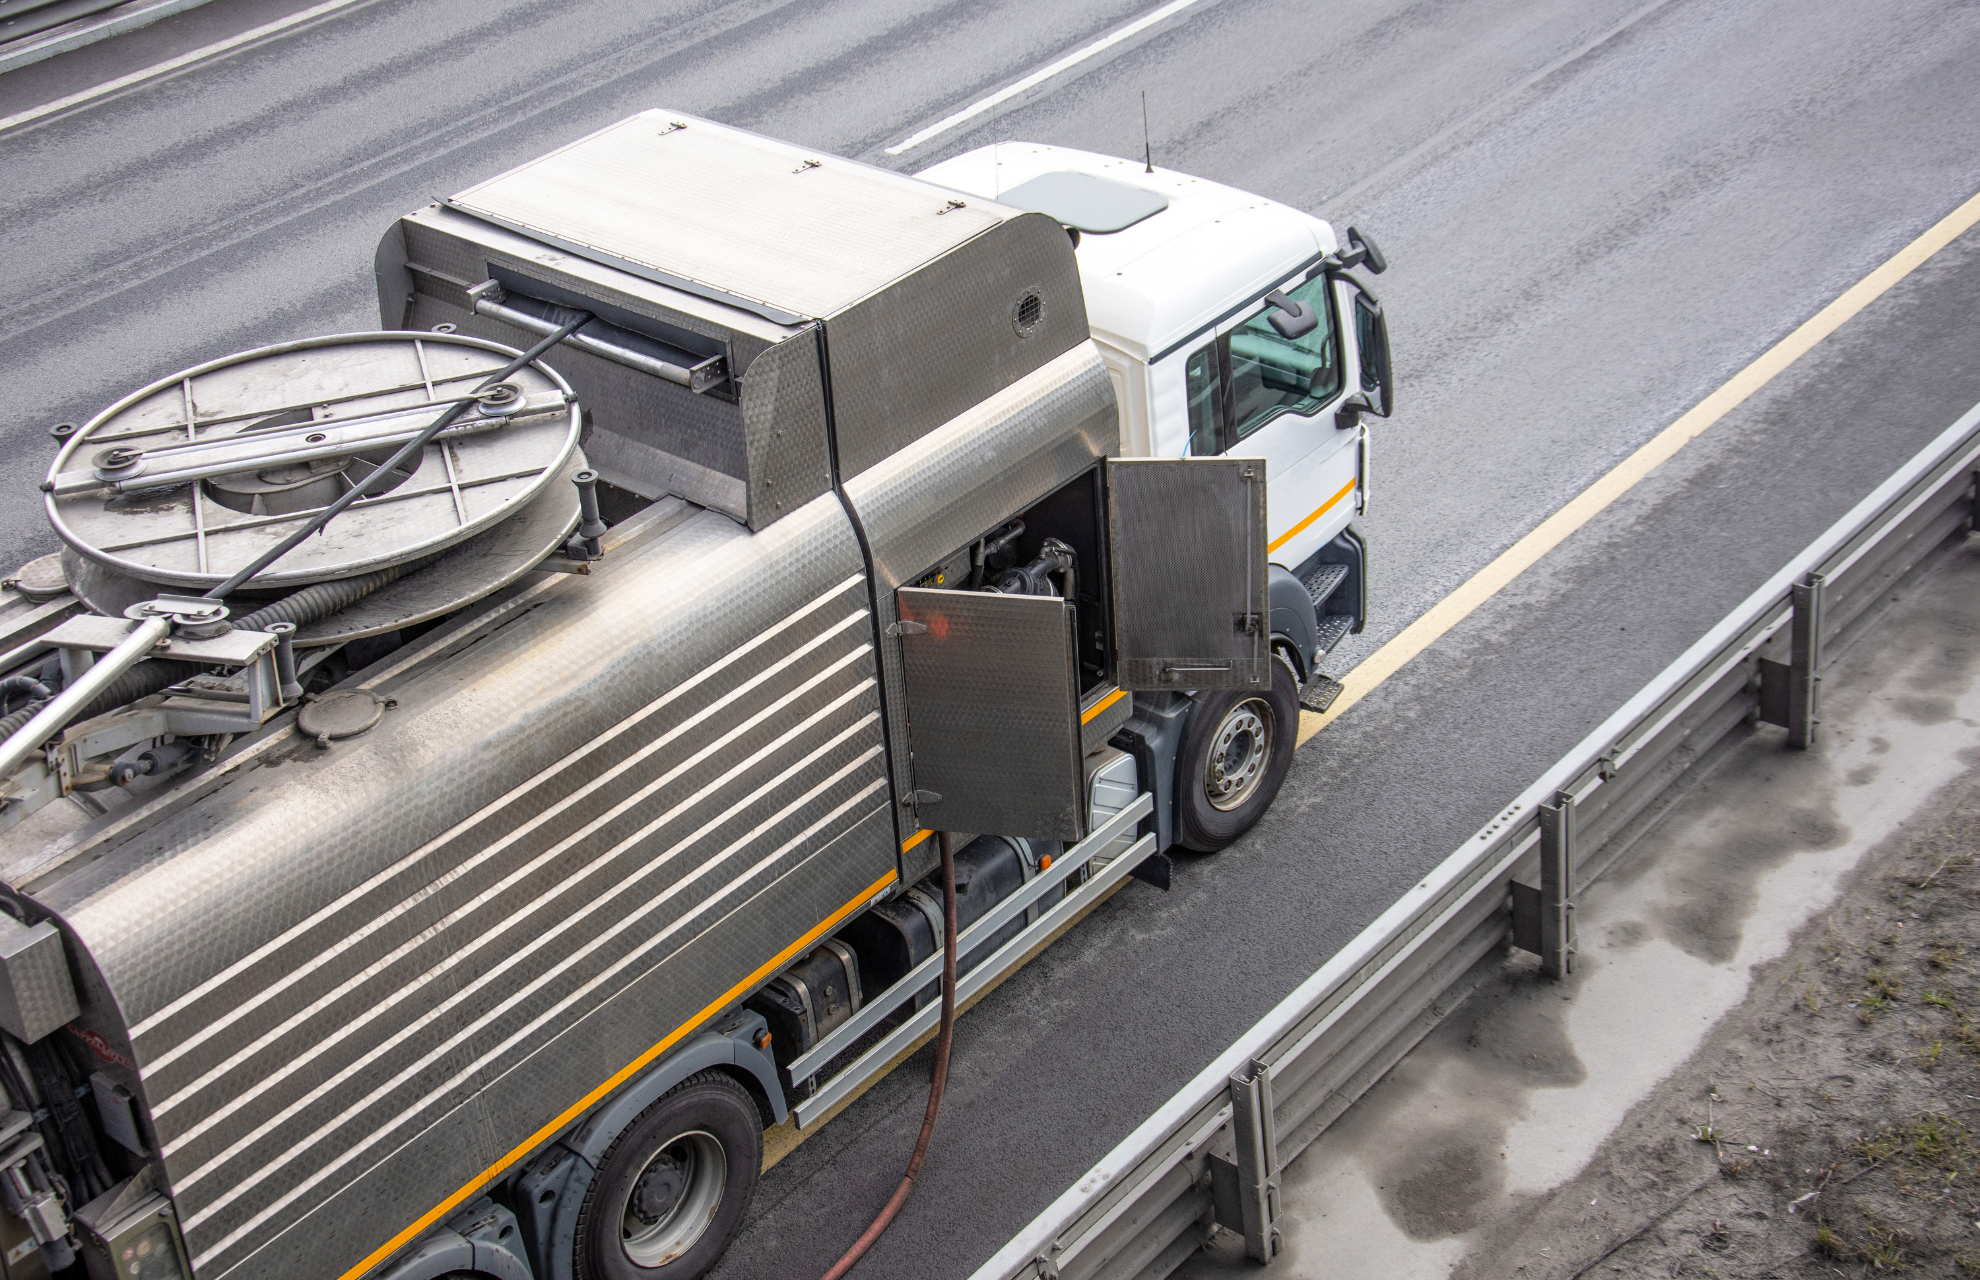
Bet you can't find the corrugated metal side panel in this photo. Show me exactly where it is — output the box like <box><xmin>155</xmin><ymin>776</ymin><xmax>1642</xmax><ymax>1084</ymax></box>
<box><xmin>45</xmin><ymin>492</ymin><xmax>894</xmax><ymax>1280</ymax></box>
<box><xmin>257</xmin><ymin>805</ymin><xmax>896</xmax><ymax>1280</ymax></box>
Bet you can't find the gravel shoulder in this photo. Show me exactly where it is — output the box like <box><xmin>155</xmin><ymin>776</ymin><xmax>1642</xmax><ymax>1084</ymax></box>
<box><xmin>1457</xmin><ymin>759</ymin><xmax>1980</xmax><ymax>1279</ymax></box>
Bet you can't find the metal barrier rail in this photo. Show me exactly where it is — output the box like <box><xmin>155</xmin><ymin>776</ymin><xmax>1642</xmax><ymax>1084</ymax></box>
<box><xmin>0</xmin><ymin>0</ymin><xmax>216</xmax><ymax>74</ymax></box>
<box><xmin>971</xmin><ymin>400</ymin><xmax>1980</xmax><ymax>1280</ymax></box>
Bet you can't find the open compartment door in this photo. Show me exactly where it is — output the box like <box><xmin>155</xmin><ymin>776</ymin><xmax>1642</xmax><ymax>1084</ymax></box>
<box><xmin>895</xmin><ymin>587</ymin><xmax>1085</xmax><ymax>840</ymax></box>
<box><xmin>1106</xmin><ymin>457</ymin><xmax>1269</xmax><ymax>691</ymax></box>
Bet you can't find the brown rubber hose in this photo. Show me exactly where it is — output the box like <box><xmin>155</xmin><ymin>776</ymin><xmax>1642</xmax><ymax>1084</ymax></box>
<box><xmin>820</xmin><ymin>831</ymin><xmax>958</xmax><ymax>1280</ymax></box>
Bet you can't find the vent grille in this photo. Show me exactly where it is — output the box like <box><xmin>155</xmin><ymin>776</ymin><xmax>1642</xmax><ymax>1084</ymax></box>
<box><xmin>1013</xmin><ymin>289</ymin><xmax>1045</xmax><ymax>337</ymax></box>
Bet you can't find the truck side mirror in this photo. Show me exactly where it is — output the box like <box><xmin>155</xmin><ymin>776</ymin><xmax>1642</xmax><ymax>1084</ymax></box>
<box><xmin>1352</xmin><ymin>288</ymin><xmax>1393</xmax><ymax>419</ymax></box>
<box><xmin>1337</xmin><ymin>226</ymin><xmax>1387</xmax><ymax>275</ymax></box>
<box><xmin>1334</xmin><ymin>391</ymin><xmax>1372</xmax><ymax>431</ymax></box>
<box><xmin>1263</xmin><ymin>290</ymin><xmax>1318</xmax><ymax>340</ymax></box>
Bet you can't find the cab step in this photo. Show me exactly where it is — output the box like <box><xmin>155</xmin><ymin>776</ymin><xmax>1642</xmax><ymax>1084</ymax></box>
<box><xmin>1299</xmin><ymin>673</ymin><xmax>1344</xmax><ymax>713</ymax></box>
<box><xmin>1301</xmin><ymin>563</ymin><xmax>1349</xmax><ymax>608</ymax></box>
<box><xmin>1313</xmin><ymin>614</ymin><xmax>1353</xmax><ymax>657</ymax></box>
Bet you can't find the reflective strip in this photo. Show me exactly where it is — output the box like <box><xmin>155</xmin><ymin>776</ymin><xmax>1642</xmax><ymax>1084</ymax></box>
<box><xmin>900</xmin><ymin>828</ymin><xmax>931</xmax><ymax>855</ymax></box>
<box><xmin>132</xmin><ymin>572</ymin><xmax>867</xmax><ymax>1040</ymax></box>
<box><xmin>1268</xmin><ymin>477</ymin><xmax>1356</xmax><ymax>554</ymax></box>
<box><xmin>1080</xmin><ymin>687</ymin><xmax>1125</xmax><ymax>725</ymax></box>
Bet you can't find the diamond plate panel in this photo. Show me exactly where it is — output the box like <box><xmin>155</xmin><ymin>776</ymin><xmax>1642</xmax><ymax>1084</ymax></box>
<box><xmin>828</xmin><ymin>211</ymin><xmax>1089</xmax><ymax>480</ymax></box>
<box><xmin>896</xmin><ymin>587</ymin><xmax>1082</xmax><ymax>841</ymax></box>
<box><xmin>739</xmin><ymin>331</ymin><xmax>833</xmax><ymax>530</ymax></box>
<box><xmin>1107</xmin><ymin>458</ymin><xmax>1270</xmax><ymax>691</ymax></box>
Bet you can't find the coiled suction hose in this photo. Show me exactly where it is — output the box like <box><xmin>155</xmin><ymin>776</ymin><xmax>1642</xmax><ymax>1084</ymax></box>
<box><xmin>820</xmin><ymin>831</ymin><xmax>958</xmax><ymax>1280</ymax></box>
<box><xmin>66</xmin><ymin>553</ymin><xmax>423</xmax><ymax>723</ymax></box>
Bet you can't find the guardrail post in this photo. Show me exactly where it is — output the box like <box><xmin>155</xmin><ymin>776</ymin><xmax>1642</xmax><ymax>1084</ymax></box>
<box><xmin>1512</xmin><ymin>791</ymin><xmax>1576</xmax><ymax>978</ymax></box>
<box><xmin>1756</xmin><ymin>571</ymin><xmax>1824</xmax><ymax>749</ymax></box>
<box><xmin>1229</xmin><ymin>1058</ymin><xmax>1280</xmax><ymax>1262</ymax></box>
<box><xmin>1537</xmin><ymin>791</ymin><xmax>1575</xmax><ymax>978</ymax></box>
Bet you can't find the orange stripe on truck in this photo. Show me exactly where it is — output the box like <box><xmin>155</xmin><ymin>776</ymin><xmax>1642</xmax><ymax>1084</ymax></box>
<box><xmin>337</xmin><ymin>866</ymin><xmax>900</xmax><ymax>1280</ymax></box>
<box><xmin>1080</xmin><ymin>687</ymin><xmax>1125</xmax><ymax>725</ymax></box>
<box><xmin>1267</xmin><ymin>478</ymin><xmax>1356</xmax><ymax>554</ymax></box>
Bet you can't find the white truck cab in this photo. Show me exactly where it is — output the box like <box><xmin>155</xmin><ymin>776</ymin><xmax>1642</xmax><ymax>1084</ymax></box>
<box><xmin>919</xmin><ymin>144</ymin><xmax>1394</xmax><ymax>691</ymax></box>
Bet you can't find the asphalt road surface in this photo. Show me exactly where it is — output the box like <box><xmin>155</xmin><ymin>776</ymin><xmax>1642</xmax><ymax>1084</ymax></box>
<box><xmin>4</xmin><ymin>1</ymin><xmax>1979</xmax><ymax>1278</ymax></box>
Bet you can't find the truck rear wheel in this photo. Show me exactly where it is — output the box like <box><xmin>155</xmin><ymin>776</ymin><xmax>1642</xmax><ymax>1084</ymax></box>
<box><xmin>1175</xmin><ymin>659</ymin><xmax>1298</xmax><ymax>852</ymax></box>
<box><xmin>575</xmin><ymin>1070</ymin><xmax>762</xmax><ymax>1280</ymax></box>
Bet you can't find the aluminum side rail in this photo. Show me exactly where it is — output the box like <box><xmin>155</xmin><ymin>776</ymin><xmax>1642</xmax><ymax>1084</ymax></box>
<box><xmin>794</xmin><ymin>797</ymin><xmax>1156</xmax><ymax>1127</ymax></box>
<box><xmin>972</xmin><ymin>399</ymin><xmax>1980</xmax><ymax>1280</ymax></box>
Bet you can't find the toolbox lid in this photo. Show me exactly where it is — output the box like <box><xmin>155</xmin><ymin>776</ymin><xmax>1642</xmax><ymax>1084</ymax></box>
<box><xmin>448</xmin><ymin>110</ymin><xmax>1006</xmax><ymax>326</ymax></box>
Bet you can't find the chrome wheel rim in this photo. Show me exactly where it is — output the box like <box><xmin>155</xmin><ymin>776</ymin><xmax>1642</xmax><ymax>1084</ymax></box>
<box><xmin>1203</xmin><ymin>699</ymin><xmax>1273</xmax><ymax>812</ymax></box>
<box><xmin>618</xmin><ymin>1130</ymin><xmax>726</xmax><ymax>1268</ymax></box>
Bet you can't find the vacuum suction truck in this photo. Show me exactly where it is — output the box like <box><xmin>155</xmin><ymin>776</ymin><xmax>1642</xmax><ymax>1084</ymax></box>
<box><xmin>0</xmin><ymin>110</ymin><xmax>1392</xmax><ymax>1280</ymax></box>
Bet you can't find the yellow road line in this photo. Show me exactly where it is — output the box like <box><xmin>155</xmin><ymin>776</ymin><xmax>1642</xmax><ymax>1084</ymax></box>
<box><xmin>338</xmin><ymin>867</ymin><xmax>899</xmax><ymax>1280</ymax></box>
<box><xmin>1297</xmin><ymin>188</ymin><xmax>1980</xmax><ymax>748</ymax></box>
<box><xmin>1270</xmin><ymin>477</ymin><xmax>1358</xmax><ymax>554</ymax></box>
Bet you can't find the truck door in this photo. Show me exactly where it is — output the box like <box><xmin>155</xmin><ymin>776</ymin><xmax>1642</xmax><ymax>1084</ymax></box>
<box><xmin>1181</xmin><ymin>274</ymin><xmax>1360</xmax><ymax>567</ymax></box>
<box><xmin>1107</xmin><ymin>457</ymin><xmax>1269</xmax><ymax>691</ymax></box>
<box><xmin>895</xmin><ymin>587</ymin><xmax>1086</xmax><ymax>840</ymax></box>
<box><xmin>892</xmin><ymin>459</ymin><xmax>1264</xmax><ymax>841</ymax></box>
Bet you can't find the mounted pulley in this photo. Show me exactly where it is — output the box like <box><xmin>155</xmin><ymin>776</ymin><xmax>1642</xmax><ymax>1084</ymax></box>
<box><xmin>43</xmin><ymin>331</ymin><xmax>586</xmax><ymax>641</ymax></box>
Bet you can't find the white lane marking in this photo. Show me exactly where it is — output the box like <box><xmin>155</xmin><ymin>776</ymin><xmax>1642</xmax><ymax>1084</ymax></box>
<box><xmin>883</xmin><ymin>0</ymin><xmax>1210</xmax><ymax>156</ymax></box>
<box><xmin>130</xmin><ymin>570</ymin><xmax>866</xmax><ymax>1040</ymax></box>
<box><xmin>0</xmin><ymin>0</ymin><xmax>378</xmax><ymax>136</ymax></box>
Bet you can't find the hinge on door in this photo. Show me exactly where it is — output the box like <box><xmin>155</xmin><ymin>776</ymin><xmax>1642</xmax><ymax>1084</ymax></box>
<box><xmin>886</xmin><ymin>620</ymin><xmax>928</xmax><ymax>638</ymax></box>
<box><xmin>1233</xmin><ymin>613</ymin><xmax>1262</xmax><ymax>635</ymax></box>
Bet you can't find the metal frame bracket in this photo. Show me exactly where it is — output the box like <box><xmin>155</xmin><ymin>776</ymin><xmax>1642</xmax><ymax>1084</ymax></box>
<box><xmin>1511</xmin><ymin>789</ymin><xmax>1576</xmax><ymax>978</ymax></box>
<box><xmin>1217</xmin><ymin>1057</ymin><xmax>1280</xmax><ymax>1261</ymax></box>
<box><xmin>1756</xmin><ymin>571</ymin><xmax>1824</xmax><ymax>748</ymax></box>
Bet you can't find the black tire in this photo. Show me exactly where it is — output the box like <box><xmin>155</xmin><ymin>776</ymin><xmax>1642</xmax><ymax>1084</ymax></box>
<box><xmin>1175</xmin><ymin>657</ymin><xmax>1299</xmax><ymax>852</ymax></box>
<box><xmin>574</xmin><ymin>1070</ymin><xmax>763</xmax><ymax>1280</ymax></box>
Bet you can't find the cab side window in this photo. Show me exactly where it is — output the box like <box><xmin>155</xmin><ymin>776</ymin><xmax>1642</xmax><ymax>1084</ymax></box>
<box><xmin>1185</xmin><ymin>343</ymin><xmax>1223</xmax><ymax>456</ymax></box>
<box><xmin>1226</xmin><ymin>275</ymin><xmax>1339</xmax><ymax>443</ymax></box>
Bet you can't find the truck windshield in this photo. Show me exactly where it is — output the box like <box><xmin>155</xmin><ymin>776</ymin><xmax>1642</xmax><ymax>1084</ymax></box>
<box><xmin>1227</xmin><ymin>276</ymin><xmax>1339</xmax><ymax>442</ymax></box>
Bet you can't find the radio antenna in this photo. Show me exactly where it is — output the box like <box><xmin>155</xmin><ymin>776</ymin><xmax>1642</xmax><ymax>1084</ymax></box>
<box><xmin>1141</xmin><ymin>91</ymin><xmax>1153</xmax><ymax>173</ymax></box>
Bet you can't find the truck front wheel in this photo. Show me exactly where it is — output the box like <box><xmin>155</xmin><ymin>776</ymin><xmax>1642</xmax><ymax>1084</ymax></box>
<box><xmin>1175</xmin><ymin>659</ymin><xmax>1298</xmax><ymax>852</ymax></box>
<box><xmin>575</xmin><ymin>1070</ymin><xmax>762</xmax><ymax>1280</ymax></box>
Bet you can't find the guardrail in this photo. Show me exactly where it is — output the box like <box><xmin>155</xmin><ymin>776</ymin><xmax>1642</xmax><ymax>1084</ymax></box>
<box><xmin>971</xmin><ymin>400</ymin><xmax>1980</xmax><ymax>1280</ymax></box>
<box><xmin>0</xmin><ymin>0</ymin><xmax>215</xmax><ymax>75</ymax></box>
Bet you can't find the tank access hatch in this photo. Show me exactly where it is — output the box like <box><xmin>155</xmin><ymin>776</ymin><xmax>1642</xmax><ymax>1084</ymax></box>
<box><xmin>895</xmin><ymin>458</ymin><xmax>1266</xmax><ymax>841</ymax></box>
